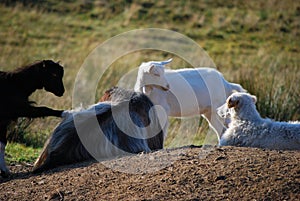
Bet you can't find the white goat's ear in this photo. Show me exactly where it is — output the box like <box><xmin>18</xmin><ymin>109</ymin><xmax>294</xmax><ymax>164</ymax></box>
<box><xmin>251</xmin><ymin>95</ymin><xmax>257</xmax><ymax>103</ymax></box>
<box><xmin>150</xmin><ymin>58</ymin><xmax>173</xmax><ymax>66</ymax></box>
<box><xmin>143</xmin><ymin>85</ymin><xmax>153</xmax><ymax>95</ymax></box>
<box><xmin>159</xmin><ymin>58</ymin><xmax>173</xmax><ymax>65</ymax></box>
<box><xmin>145</xmin><ymin>64</ymin><xmax>154</xmax><ymax>73</ymax></box>
<box><xmin>149</xmin><ymin>65</ymin><xmax>161</xmax><ymax>77</ymax></box>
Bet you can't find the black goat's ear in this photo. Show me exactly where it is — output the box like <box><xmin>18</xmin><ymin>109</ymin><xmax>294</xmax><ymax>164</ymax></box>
<box><xmin>56</xmin><ymin>61</ymin><xmax>61</xmax><ymax>64</ymax></box>
<box><xmin>42</xmin><ymin>60</ymin><xmax>46</xmax><ymax>68</ymax></box>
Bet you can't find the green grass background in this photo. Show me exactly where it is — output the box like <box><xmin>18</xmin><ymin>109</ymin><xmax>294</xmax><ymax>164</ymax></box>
<box><xmin>1</xmin><ymin>0</ymin><xmax>299</xmax><ymax>163</ymax></box>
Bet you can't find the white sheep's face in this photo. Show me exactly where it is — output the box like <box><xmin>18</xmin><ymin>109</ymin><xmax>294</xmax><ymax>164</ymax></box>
<box><xmin>217</xmin><ymin>102</ymin><xmax>231</xmax><ymax>127</ymax></box>
<box><xmin>217</xmin><ymin>92</ymin><xmax>257</xmax><ymax>124</ymax></box>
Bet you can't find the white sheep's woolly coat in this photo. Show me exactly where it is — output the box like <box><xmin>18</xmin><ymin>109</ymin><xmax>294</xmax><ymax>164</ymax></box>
<box><xmin>218</xmin><ymin>92</ymin><xmax>300</xmax><ymax>150</ymax></box>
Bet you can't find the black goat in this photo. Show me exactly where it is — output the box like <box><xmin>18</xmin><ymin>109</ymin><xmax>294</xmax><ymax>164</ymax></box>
<box><xmin>0</xmin><ymin>60</ymin><xmax>65</xmax><ymax>177</ymax></box>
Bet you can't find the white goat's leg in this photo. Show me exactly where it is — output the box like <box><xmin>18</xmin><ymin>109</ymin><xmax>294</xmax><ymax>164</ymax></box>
<box><xmin>209</xmin><ymin>112</ymin><xmax>227</xmax><ymax>141</ymax></box>
<box><xmin>202</xmin><ymin>111</ymin><xmax>225</xmax><ymax>142</ymax></box>
<box><xmin>0</xmin><ymin>142</ymin><xmax>9</xmax><ymax>177</ymax></box>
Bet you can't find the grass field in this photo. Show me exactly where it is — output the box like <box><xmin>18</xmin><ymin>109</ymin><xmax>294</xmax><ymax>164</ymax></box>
<box><xmin>0</xmin><ymin>0</ymin><xmax>299</xmax><ymax>163</ymax></box>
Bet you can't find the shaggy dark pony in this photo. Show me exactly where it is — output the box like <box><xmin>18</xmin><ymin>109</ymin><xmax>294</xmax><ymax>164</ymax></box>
<box><xmin>33</xmin><ymin>87</ymin><xmax>165</xmax><ymax>173</ymax></box>
<box><xmin>99</xmin><ymin>87</ymin><xmax>166</xmax><ymax>150</ymax></box>
<box><xmin>0</xmin><ymin>60</ymin><xmax>65</xmax><ymax>177</ymax></box>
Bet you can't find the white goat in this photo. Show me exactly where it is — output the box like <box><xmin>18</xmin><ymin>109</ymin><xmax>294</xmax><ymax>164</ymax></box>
<box><xmin>134</xmin><ymin>59</ymin><xmax>246</xmax><ymax>140</ymax></box>
<box><xmin>217</xmin><ymin>92</ymin><xmax>300</xmax><ymax>150</ymax></box>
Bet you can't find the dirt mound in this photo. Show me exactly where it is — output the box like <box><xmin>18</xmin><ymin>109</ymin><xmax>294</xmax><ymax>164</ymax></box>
<box><xmin>0</xmin><ymin>146</ymin><xmax>299</xmax><ymax>200</ymax></box>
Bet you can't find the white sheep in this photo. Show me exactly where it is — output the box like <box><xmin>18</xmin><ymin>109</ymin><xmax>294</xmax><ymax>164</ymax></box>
<box><xmin>217</xmin><ymin>92</ymin><xmax>300</xmax><ymax>150</ymax></box>
<box><xmin>134</xmin><ymin>59</ymin><xmax>246</xmax><ymax>140</ymax></box>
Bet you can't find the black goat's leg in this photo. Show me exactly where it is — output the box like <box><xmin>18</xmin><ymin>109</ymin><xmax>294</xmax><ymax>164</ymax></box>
<box><xmin>25</xmin><ymin>106</ymin><xmax>64</xmax><ymax>118</ymax></box>
<box><xmin>0</xmin><ymin>120</ymin><xmax>10</xmax><ymax>177</ymax></box>
<box><xmin>0</xmin><ymin>141</ymin><xmax>9</xmax><ymax>177</ymax></box>
<box><xmin>0</xmin><ymin>106</ymin><xmax>64</xmax><ymax>118</ymax></box>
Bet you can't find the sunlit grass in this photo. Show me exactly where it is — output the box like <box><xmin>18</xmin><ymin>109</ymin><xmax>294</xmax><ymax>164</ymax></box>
<box><xmin>6</xmin><ymin>143</ymin><xmax>41</xmax><ymax>164</ymax></box>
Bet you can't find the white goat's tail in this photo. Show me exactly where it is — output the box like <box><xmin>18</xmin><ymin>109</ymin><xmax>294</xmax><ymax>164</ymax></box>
<box><xmin>230</xmin><ymin>83</ymin><xmax>247</xmax><ymax>94</ymax></box>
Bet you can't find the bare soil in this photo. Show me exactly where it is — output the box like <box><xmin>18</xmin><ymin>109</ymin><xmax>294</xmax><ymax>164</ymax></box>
<box><xmin>0</xmin><ymin>146</ymin><xmax>299</xmax><ymax>201</ymax></box>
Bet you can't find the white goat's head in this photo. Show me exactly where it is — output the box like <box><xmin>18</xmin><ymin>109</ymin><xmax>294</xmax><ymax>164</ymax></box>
<box><xmin>134</xmin><ymin>58</ymin><xmax>172</xmax><ymax>95</ymax></box>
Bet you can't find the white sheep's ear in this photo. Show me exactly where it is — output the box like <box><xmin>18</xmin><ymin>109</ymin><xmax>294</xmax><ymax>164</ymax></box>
<box><xmin>251</xmin><ymin>95</ymin><xmax>257</xmax><ymax>103</ymax></box>
<box><xmin>227</xmin><ymin>98</ymin><xmax>239</xmax><ymax>108</ymax></box>
<box><xmin>149</xmin><ymin>65</ymin><xmax>161</xmax><ymax>77</ymax></box>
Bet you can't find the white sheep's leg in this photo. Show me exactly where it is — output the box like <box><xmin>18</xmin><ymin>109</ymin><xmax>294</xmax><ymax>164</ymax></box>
<box><xmin>0</xmin><ymin>142</ymin><xmax>10</xmax><ymax>177</ymax></box>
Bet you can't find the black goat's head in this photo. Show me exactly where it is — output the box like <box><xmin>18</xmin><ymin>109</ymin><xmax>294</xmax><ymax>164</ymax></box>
<box><xmin>41</xmin><ymin>60</ymin><xmax>65</xmax><ymax>97</ymax></box>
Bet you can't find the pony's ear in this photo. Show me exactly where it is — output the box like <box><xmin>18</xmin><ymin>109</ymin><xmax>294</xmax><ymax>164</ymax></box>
<box><xmin>227</xmin><ymin>97</ymin><xmax>239</xmax><ymax>108</ymax></box>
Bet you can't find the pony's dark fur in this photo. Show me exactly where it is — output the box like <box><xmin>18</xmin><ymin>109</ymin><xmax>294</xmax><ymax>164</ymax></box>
<box><xmin>100</xmin><ymin>87</ymin><xmax>164</xmax><ymax>150</ymax></box>
<box><xmin>0</xmin><ymin>60</ymin><xmax>65</xmax><ymax>176</ymax></box>
<box><xmin>33</xmin><ymin>87</ymin><xmax>164</xmax><ymax>173</ymax></box>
